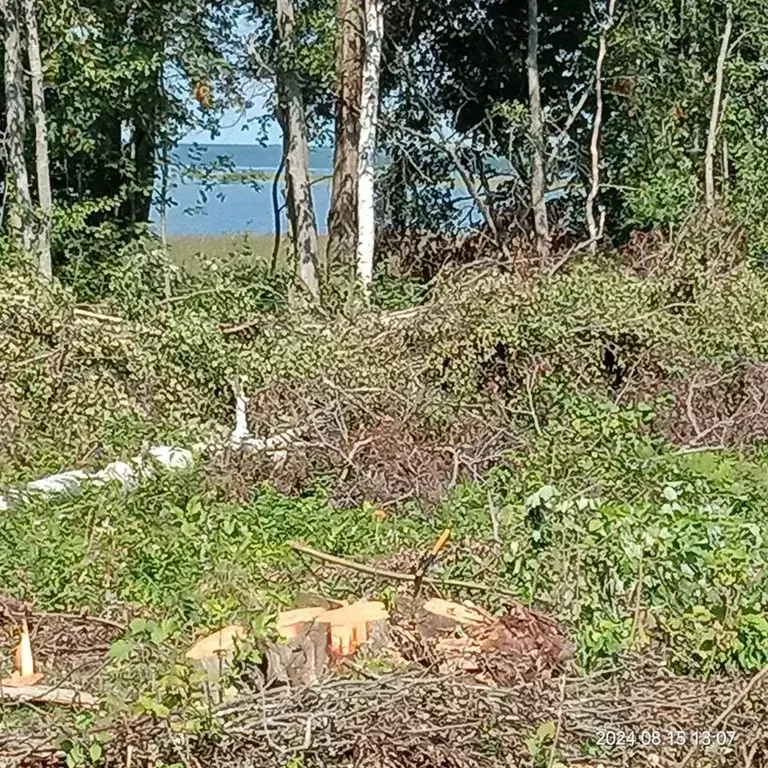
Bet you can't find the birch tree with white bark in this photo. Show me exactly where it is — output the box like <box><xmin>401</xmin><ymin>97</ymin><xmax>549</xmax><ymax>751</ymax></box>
<box><xmin>585</xmin><ymin>0</ymin><xmax>617</xmax><ymax>250</ymax></box>
<box><xmin>22</xmin><ymin>0</ymin><xmax>53</xmax><ymax>277</ymax></box>
<box><xmin>356</xmin><ymin>0</ymin><xmax>383</xmax><ymax>290</ymax></box>
<box><xmin>527</xmin><ymin>0</ymin><xmax>550</xmax><ymax>258</ymax></box>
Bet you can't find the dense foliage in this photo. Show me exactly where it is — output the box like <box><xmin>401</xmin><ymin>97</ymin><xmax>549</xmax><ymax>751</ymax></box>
<box><xmin>3</xmin><ymin>3</ymin><xmax>768</xmax><ymax>761</ymax></box>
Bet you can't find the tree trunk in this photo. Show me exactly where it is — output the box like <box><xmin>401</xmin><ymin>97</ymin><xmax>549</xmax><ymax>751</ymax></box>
<box><xmin>585</xmin><ymin>0</ymin><xmax>617</xmax><ymax>250</ymax></box>
<box><xmin>131</xmin><ymin>120</ymin><xmax>156</xmax><ymax>223</ymax></box>
<box><xmin>276</xmin><ymin>0</ymin><xmax>321</xmax><ymax>301</ymax></box>
<box><xmin>22</xmin><ymin>0</ymin><xmax>52</xmax><ymax>277</ymax></box>
<box><xmin>327</xmin><ymin>0</ymin><xmax>364</xmax><ymax>273</ymax></box>
<box><xmin>705</xmin><ymin>6</ymin><xmax>732</xmax><ymax>212</ymax></box>
<box><xmin>3</xmin><ymin>0</ymin><xmax>34</xmax><ymax>257</ymax></box>
<box><xmin>356</xmin><ymin>0</ymin><xmax>383</xmax><ymax>290</ymax></box>
<box><xmin>125</xmin><ymin>10</ymin><xmax>160</xmax><ymax>226</ymax></box>
<box><xmin>527</xmin><ymin>0</ymin><xmax>550</xmax><ymax>258</ymax></box>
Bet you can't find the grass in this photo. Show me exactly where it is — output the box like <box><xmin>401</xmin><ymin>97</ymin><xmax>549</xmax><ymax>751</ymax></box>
<box><xmin>3</xmin><ymin>403</ymin><xmax>768</xmax><ymax>677</ymax></box>
<box><xmin>168</xmin><ymin>233</ymin><xmax>330</xmax><ymax>273</ymax></box>
<box><xmin>4</xmin><ymin>214</ymin><xmax>768</xmax><ymax>763</ymax></box>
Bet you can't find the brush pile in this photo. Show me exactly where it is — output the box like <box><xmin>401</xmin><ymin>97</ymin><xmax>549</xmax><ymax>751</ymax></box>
<box><xmin>2</xmin><ymin>592</ymin><xmax>767</xmax><ymax>768</ymax></box>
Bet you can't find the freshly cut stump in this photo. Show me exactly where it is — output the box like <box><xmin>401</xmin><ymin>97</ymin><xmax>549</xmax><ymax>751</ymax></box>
<box><xmin>2</xmin><ymin>619</ymin><xmax>44</xmax><ymax>687</ymax></box>
<box><xmin>268</xmin><ymin>608</ymin><xmax>328</xmax><ymax>687</ymax></box>
<box><xmin>316</xmin><ymin>600</ymin><xmax>389</xmax><ymax>657</ymax></box>
<box><xmin>396</xmin><ymin>598</ymin><xmax>570</xmax><ymax>686</ymax></box>
<box><xmin>266</xmin><ymin>600</ymin><xmax>390</xmax><ymax>686</ymax></box>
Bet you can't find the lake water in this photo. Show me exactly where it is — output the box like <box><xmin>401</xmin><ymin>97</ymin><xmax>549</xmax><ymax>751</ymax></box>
<box><xmin>150</xmin><ymin>143</ymin><xmax>485</xmax><ymax>237</ymax></box>
<box><xmin>150</xmin><ymin>144</ymin><xmax>332</xmax><ymax>236</ymax></box>
<box><xmin>151</xmin><ymin>171</ymin><xmax>333</xmax><ymax>237</ymax></box>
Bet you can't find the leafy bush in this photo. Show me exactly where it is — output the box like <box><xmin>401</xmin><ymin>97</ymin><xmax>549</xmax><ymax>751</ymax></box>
<box><xmin>4</xmin><ymin>222</ymin><xmax>768</xmax><ymax>677</ymax></box>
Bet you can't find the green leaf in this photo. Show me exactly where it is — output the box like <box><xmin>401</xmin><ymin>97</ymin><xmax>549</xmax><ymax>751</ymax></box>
<box><xmin>129</xmin><ymin>618</ymin><xmax>147</xmax><ymax>635</ymax></box>
<box><xmin>536</xmin><ymin>720</ymin><xmax>557</xmax><ymax>742</ymax></box>
<box><xmin>150</xmin><ymin>623</ymin><xmax>167</xmax><ymax>646</ymax></box>
<box><xmin>538</xmin><ymin>485</ymin><xmax>556</xmax><ymax>502</ymax></box>
<box><xmin>108</xmin><ymin>639</ymin><xmax>132</xmax><ymax>660</ymax></box>
<box><xmin>663</xmin><ymin>486</ymin><xmax>678</xmax><ymax>501</ymax></box>
<box><xmin>89</xmin><ymin>742</ymin><xmax>103</xmax><ymax>763</ymax></box>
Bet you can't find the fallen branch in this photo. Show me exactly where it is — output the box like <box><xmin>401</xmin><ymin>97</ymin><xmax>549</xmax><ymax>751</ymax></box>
<box><xmin>290</xmin><ymin>541</ymin><xmax>521</xmax><ymax>599</ymax></box>
<box><xmin>678</xmin><ymin>663</ymin><xmax>768</xmax><ymax>768</ymax></box>
<box><xmin>34</xmin><ymin>611</ymin><xmax>126</xmax><ymax>632</ymax></box>
<box><xmin>220</xmin><ymin>319</ymin><xmax>262</xmax><ymax>335</ymax></box>
<box><xmin>0</xmin><ymin>684</ymin><xmax>97</xmax><ymax>707</ymax></box>
<box><xmin>159</xmin><ymin>286</ymin><xmax>224</xmax><ymax>305</ymax></box>
<box><xmin>72</xmin><ymin>308</ymin><xmax>123</xmax><ymax>324</ymax></box>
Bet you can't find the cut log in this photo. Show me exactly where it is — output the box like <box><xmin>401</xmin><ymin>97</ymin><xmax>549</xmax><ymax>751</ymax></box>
<box><xmin>0</xmin><ymin>684</ymin><xmax>97</xmax><ymax>707</ymax></box>
<box><xmin>316</xmin><ymin>600</ymin><xmax>389</xmax><ymax>657</ymax></box>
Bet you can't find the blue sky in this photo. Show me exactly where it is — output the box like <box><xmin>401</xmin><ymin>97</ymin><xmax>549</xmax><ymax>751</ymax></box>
<box><xmin>182</xmin><ymin>13</ymin><xmax>283</xmax><ymax>146</ymax></box>
<box><xmin>184</xmin><ymin>103</ymin><xmax>282</xmax><ymax>145</ymax></box>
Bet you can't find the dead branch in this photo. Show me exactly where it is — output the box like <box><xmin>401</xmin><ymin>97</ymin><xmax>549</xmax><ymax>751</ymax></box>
<box><xmin>72</xmin><ymin>307</ymin><xmax>123</xmax><ymax>324</ymax></box>
<box><xmin>389</xmin><ymin>121</ymin><xmax>510</xmax><ymax>260</ymax></box>
<box><xmin>32</xmin><ymin>611</ymin><xmax>126</xmax><ymax>632</ymax></box>
<box><xmin>290</xmin><ymin>541</ymin><xmax>522</xmax><ymax>599</ymax></box>
<box><xmin>546</xmin><ymin>85</ymin><xmax>592</xmax><ymax>167</ymax></box>
<box><xmin>220</xmin><ymin>319</ymin><xmax>262</xmax><ymax>335</ymax></box>
<box><xmin>678</xmin><ymin>663</ymin><xmax>768</xmax><ymax>768</ymax></box>
<box><xmin>0</xmin><ymin>684</ymin><xmax>97</xmax><ymax>707</ymax></box>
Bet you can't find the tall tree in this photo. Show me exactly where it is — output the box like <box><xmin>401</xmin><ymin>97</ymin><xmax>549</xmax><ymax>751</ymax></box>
<box><xmin>276</xmin><ymin>0</ymin><xmax>321</xmax><ymax>300</ymax></box>
<box><xmin>356</xmin><ymin>0</ymin><xmax>383</xmax><ymax>289</ymax></box>
<box><xmin>600</xmin><ymin>0</ymin><xmax>768</xmax><ymax>255</ymax></box>
<box><xmin>22</xmin><ymin>0</ymin><xmax>52</xmax><ymax>276</ymax></box>
<box><xmin>327</xmin><ymin>0</ymin><xmax>364</xmax><ymax>273</ymax></box>
<box><xmin>705</xmin><ymin>4</ymin><xmax>732</xmax><ymax>212</ymax></box>
<box><xmin>585</xmin><ymin>0</ymin><xmax>617</xmax><ymax>249</ymax></box>
<box><xmin>3</xmin><ymin>0</ymin><xmax>34</xmax><ymax>258</ymax></box>
<box><xmin>527</xmin><ymin>0</ymin><xmax>550</xmax><ymax>257</ymax></box>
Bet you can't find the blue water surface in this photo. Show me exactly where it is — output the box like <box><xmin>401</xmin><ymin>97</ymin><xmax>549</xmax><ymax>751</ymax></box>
<box><xmin>151</xmin><ymin>175</ymin><xmax>333</xmax><ymax>236</ymax></box>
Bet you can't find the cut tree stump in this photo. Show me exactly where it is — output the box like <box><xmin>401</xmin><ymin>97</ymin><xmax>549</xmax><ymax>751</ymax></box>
<box><xmin>2</xmin><ymin>617</ymin><xmax>45</xmax><ymax>687</ymax></box>
<box><xmin>185</xmin><ymin>624</ymin><xmax>248</xmax><ymax>702</ymax></box>
<box><xmin>396</xmin><ymin>598</ymin><xmax>570</xmax><ymax>685</ymax></box>
<box><xmin>421</xmin><ymin>598</ymin><xmax>490</xmax><ymax>627</ymax></box>
<box><xmin>180</xmin><ymin>600</ymin><xmax>393</xmax><ymax>691</ymax></box>
<box><xmin>316</xmin><ymin>600</ymin><xmax>389</xmax><ymax>657</ymax></box>
<box><xmin>266</xmin><ymin>622</ymin><xmax>328</xmax><ymax>687</ymax></box>
<box><xmin>276</xmin><ymin>607</ymin><xmax>326</xmax><ymax>639</ymax></box>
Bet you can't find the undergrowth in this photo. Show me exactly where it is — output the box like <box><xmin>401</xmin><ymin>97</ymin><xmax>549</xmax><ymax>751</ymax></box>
<box><xmin>2</xmin><ymin>409</ymin><xmax>768</xmax><ymax>678</ymax></box>
<box><xmin>2</xmin><ymin>215</ymin><xmax>768</xmax><ymax>683</ymax></box>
